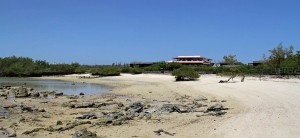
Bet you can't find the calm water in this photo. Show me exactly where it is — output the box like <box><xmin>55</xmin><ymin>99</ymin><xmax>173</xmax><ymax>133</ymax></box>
<box><xmin>0</xmin><ymin>77</ymin><xmax>112</xmax><ymax>95</ymax></box>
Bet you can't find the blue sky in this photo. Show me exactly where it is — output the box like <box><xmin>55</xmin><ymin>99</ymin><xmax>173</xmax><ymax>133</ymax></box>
<box><xmin>1</xmin><ymin>0</ymin><xmax>300</xmax><ymax>65</ymax></box>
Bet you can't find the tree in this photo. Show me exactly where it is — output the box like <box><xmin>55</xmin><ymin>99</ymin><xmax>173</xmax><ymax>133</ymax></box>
<box><xmin>223</xmin><ymin>54</ymin><xmax>238</xmax><ymax>65</ymax></box>
<box><xmin>268</xmin><ymin>43</ymin><xmax>294</xmax><ymax>68</ymax></box>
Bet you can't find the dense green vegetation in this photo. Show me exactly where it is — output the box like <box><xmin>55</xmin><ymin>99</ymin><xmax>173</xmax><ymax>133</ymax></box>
<box><xmin>0</xmin><ymin>56</ymin><xmax>120</xmax><ymax>77</ymax></box>
<box><xmin>172</xmin><ymin>66</ymin><xmax>200</xmax><ymax>81</ymax></box>
<box><xmin>90</xmin><ymin>66</ymin><xmax>121</xmax><ymax>76</ymax></box>
<box><xmin>0</xmin><ymin>43</ymin><xmax>299</xmax><ymax>77</ymax></box>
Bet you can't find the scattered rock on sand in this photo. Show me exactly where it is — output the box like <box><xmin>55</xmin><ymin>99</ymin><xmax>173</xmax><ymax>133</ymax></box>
<box><xmin>73</xmin><ymin>128</ymin><xmax>97</xmax><ymax>138</ymax></box>
<box><xmin>30</xmin><ymin>91</ymin><xmax>40</xmax><ymax>98</ymax></box>
<box><xmin>126</xmin><ymin>102</ymin><xmax>144</xmax><ymax>119</ymax></box>
<box><xmin>194</xmin><ymin>96</ymin><xmax>208</xmax><ymax>101</ymax></box>
<box><xmin>76</xmin><ymin>113</ymin><xmax>97</xmax><ymax>120</ymax></box>
<box><xmin>207</xmin><ymin>103</ymin><xmax>227</xmax><ymax>112</ymax></box>
<box><xmin>56</xmin><ymin>121</ymin><xmax>63</xmax><ymax>125</ymax></box>
<box><xmin>42</xmin><ymin>113</ymin><xmax>51</xmax><ymax>118</ymax></box>
<box><xmin>38</xmin><ymin>109</ymin><xmax>46</xmax><ymax>112</ymax></box>
<box><xmin>20</xmin><ymin>105</ymin><xmax>33</xmax><ymax>113</ymax></box>
<box><xmin>153</xmin><ymin>129</ymin><xmax>175</xmax><ymax>136</ymax></box>
<box><xmin>7</xmin><ymin>128</ymin><xmax>16</xmax><ymax>137</ymax></box>
<box><xmin>73</xmin><ymin>102</ymin><xmax>95</xmax><ymax>108</ymax></box>
<box><xmin>159</xmin><ymin>104</ymin><xmax>191</xmax><ymax>113</ymax></box>
<box><xmin>15</xmin><ymin>87</ymin><xmax>29</xmax><ymax>98</ymax></box>
<box><xmin>128</xmin><ymin>102</ymin><xmax>144</xmax><ymax>113</ymax></box>
<box><xmin>3</xmin><ymin>104</ymin><xmax>17</xmax><ymax>109</ymax></box>
<box><xmin>67</xmin><ymin>95</ymin><xmax>79</xmax><ymax>99</ymax></box>
<box><xmin>23</xmin><ymin>128</ymin><xmax>45</xmax><ymax>135</ymax></box>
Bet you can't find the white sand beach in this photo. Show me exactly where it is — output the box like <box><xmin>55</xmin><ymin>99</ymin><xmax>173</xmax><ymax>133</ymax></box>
<box><xmin>1</xmin><ymin>74</ymin><xmax>300</xmax><ymax>138</ymax></box>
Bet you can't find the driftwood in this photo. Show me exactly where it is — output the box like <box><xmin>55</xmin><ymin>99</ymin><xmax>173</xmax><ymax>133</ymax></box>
<box><xmin>219</xmin><ymin>75</ymin><xmax>245</xmax><ymax>83</ymax></box>
<box><xmin>241</xmin><ymin>75</ymin><xmax>245</xmax><ymax>82</ymax></box>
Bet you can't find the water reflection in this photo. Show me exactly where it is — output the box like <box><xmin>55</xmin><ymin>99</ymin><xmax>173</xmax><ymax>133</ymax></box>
<box><xmin>0</xmin><ymin>78</ymin><xmax>111</xmax><ymax>95</ymax></box>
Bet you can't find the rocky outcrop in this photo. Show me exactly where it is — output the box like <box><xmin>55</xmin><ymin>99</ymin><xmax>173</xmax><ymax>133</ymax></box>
<box><xmin>159</xmin><ymin>104</ymin><xmax>191</xmax><ymax>113</ymax></box>
<box><xmin>203</xmin><ymin>103</ymin><xmax>229</xmax><ymax>116</ymax></box>
<box><xmin>0</xmin><ymin>86</ymin><xmax>42</xmax><ymax>98</ymax></box>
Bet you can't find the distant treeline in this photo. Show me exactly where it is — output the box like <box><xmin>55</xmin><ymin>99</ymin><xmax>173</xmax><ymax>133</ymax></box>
<box><xmin>0</xmin><ymin>43</ymin><xmax>299</xmax><ymax>77</ymax></box>
<box><xmin>0</xmin><ymin>56</ymin><xmax>124</xmax><ymax>77</ymax></box>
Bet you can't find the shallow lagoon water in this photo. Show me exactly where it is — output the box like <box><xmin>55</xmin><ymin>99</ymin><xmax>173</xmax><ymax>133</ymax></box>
<box><xmin>0</xmin><ymin>77</ymin><xmax>112</xmax><ymax>95</ymax></box>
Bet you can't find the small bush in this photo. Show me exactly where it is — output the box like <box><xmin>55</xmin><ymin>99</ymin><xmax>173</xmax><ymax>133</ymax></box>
<box><xmin>121</xmin><ymin>67</ymin><xmax>131</xmax><ymax>73</ymax></box>
<box><xmin>130</xmin><ymin>68</ymin><xmax>143</xmax><ymax>74</ymax></box>
<box><xmin>172</xmin><ymin>66</ymin><xmax>200</xmax><ymax>81</ymax></box>
<box><xmin>91</xmin><ymin>66</ymin><xmax>121</xmax><ymax>76</ymax></box>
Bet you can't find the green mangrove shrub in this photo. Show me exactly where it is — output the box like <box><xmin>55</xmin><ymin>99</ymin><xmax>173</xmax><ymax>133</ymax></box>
<box><xmin>91</xmin><ymin>66</ymin><xmax>121</xmax><ymax>76</ymax></box>
<box><xmin>172</xmin><ymin>66</ymin><xmax>200</xmax><ymax>81</ymax></box>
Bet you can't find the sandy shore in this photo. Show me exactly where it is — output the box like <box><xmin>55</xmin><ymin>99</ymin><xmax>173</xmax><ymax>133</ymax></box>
<box><xmin>1</xmin><ymin>74</ymin><xmax>300</xmax><ymax>138</ymax></box>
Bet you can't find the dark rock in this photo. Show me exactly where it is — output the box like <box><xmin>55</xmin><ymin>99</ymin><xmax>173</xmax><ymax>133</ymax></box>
<box><xmin>20</xmin><ymin>105</ymin><xmax>33</xmax><ymax>113</ymax></box>
<box><xmin>79</xmin><ymin>93</ymin><xmax>85</xmax><ymax>95</ymax></box>
<box><xmin>15</xmin><ymin>87</ymin><xmax>29</xmax><ymax>98</ymax></box>
<box><xmin>93</xmin><ymin>102</ymin><xmax>106</xmax><ymax>108</ymax></box>
<box><xmin>153</xmin><ymin>129</ymin><xmax>175</xmax><ymax>136</ymax></box>
<box><xmin>204</xmin><ymin>103</ymin><xmax>228</xmax><ymax>116</ymax></box>
<box><xmin>3</xmin><ymin>104</ymin><xmax>17</xmax><ymax>109</ymax></box>
<box><xmin>0</xmin><ymin>90</ymin><xmax>9</xmax><ymax>97</ymax></box>
<box><xmin>72</xmin><ymin>128</ymin><xmax>97</xmax><ymax>138</ymax></box>
<box><xmin>128</xmin><ymin>102</ymin><xmax>144</xmax><ymax>113</ymax></box>
<box><xmin>219</xmin><ymin>80</ymin><xmax>228</xmax><ymax>83</ymax></box>
<box><xmin>112</xmin><ymin>120</ymin><xmax>123</xmax><ymax>126</ymax></box>
<box><xmin>117</xmin><ymin>103</ymin><xmax>124</xmax><ymax>107</ymax></box>
<box><xmin>39</xmin><ymin>109</ymin><xmax>46</xmax><ymax>112</ymax></box>
<box><xmin>3</xmin><ymin>85</ymin><xmax>12</xmax><ymax>88</ymax></box>
<box><xmin>154</xmin><ymin>129</ymin><xmax>164</xmax><ymax>136</ymax></box>
<box><xmin>208</xmin><ymin>111</ymin><xmax>227</xmax><ymax>116</ymax></box>
<box><xmin>173</xmin><ymin>105</ymin><xmax>190</xmax><ymax>113</ymax></box>
<box><xmin>125</xmin><ymin>102</ymin><xmax>144</xmax><ymax>119</ymax></box>
<box><xmin>107</xmin><ymin>112</ymin><xmax>125</xmax><ymax>121</ymax></box>
<box><xmin>160</xmin><ymin>104</ymin><xmax>176</xmax><ymax>113</ymax></box>
<box><xmin>43</xmin><ymin>93</ymin><xmax>48</xmax><ymax>98</ymax></box>
<box><xmin>56</xmin><ymin>121</ymin><xmax>63</xmax><ymax>125</ymax></box>
<box><xmin>73</xmin><ymin>102</ymin><xmax>95</xmax><ymax>108</ymax></box>
<box><xmin>55</xmin><ymin>92</ymin><xmax>64</xmax><ymax>96</ymax></box>
<box><xmin>159</xmin><ymin>104</ymin><xmax>191</xmax><ymax>113</ymax></box>
<box><xmin>30</xmin><ymin>91</ymin><xmax>40</xmax><ymax>98</ymax></box>
<box><xmin>207</xmin><ymin>103</ymin><xmax>227</xmax><ymax>112</ymax></box>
